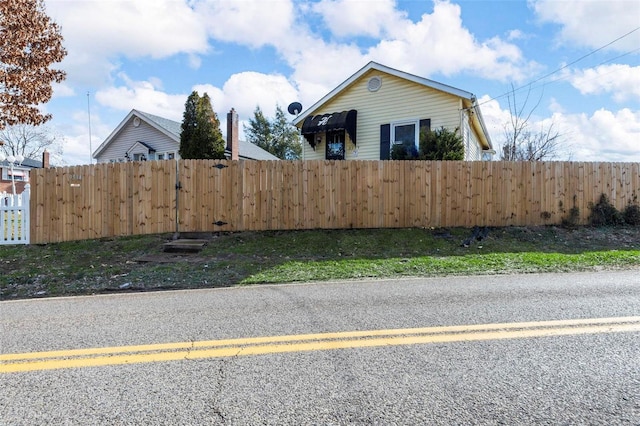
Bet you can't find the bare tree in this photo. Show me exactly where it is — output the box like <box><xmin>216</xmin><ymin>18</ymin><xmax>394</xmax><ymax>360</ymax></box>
<box><xmin>0</xmin><ymin>0</ymin><xmax>67</xmax><ymax>130</ymax></box>
<box><xmin>0</xmin><ymin>123</ymin><xmax>64</xmax><ymax>164</ymax></box>
<box><xmin>500</xmin><ymin>84</ymin><xmax>565</xmax><ymax>161</ymax></box>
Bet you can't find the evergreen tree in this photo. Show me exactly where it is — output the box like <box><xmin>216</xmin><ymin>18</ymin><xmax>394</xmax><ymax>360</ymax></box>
<box><xmin>271</xmin><ymin>106</ymin><xmax>301</xmax><ymax>160</ymax></box>
<box><xmin>0</xmin><ymin>0</ymin><xmax>67</xmax><ymax>129</ymax></box>
<box><xmin>179</xmin><ymin>91</ymin><xmax>225</xmax><ymax>159</ymax></box>
<box><xmin>244</xmin><ymin>105</ymin><xmax>301</xmax><ymax>160</ymax></box>
<box><xmin>244</xmin><ymin>106</ymin><xmax>272</xmax><ymax>153</ymax></box>
<box><xmin>419</xmin><ymin>127</ymin><xmax>464</xmax><ymax>160</ymax></box>
<box><xmin>179</xmin><ymin>91</ymin><xmax>199</xmax><ymax>159</ymax></box>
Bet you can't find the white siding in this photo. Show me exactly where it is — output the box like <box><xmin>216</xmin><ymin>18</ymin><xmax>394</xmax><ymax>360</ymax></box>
<box><xmin>95</xmin><ymin>117</ymin><xmax>179</xmax><ymax>163</ymax></box>
<box><xmin>302</xmin><ymin>69</ymin><xmax>467</xmax><ymax>160</ymax></box>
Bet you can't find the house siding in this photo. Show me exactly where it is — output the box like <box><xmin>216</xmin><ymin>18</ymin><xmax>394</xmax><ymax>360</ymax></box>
<box><xmin>96</xmin><ymin>117</ymin><xmax>179</xmax><ymax>163</ymax></box>
<box><xmin>302</xmin><ymin>69</ymin><xmax>467</xmax><ymax>160</ymax></box>
<box><xmin>462</xmin><ymin>109</ymin><xmax>483</xmax><ymax>160</ymax></box>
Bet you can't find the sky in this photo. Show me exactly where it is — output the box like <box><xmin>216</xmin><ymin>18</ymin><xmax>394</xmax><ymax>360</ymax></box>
<box><xmin>38</xmin><ymin>0</ymin><xmax>640</xmax><ymax>165</ymax></box>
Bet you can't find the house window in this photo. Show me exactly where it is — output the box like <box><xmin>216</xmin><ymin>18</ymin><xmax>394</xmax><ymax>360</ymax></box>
<box><xmin>132</xmin><ymin>153</ymin><xmax>147</xmax><ymax>161</ymax></box>
<box><xmin>2</xmin><ymin>168</ymin><xmax>28</xmax><ymax>181</ymax></box>
<box><xmin>380</xmin><ymin>119</ymin><xmax>430</xmax><ymax>160</ymax></box>
<box><xmin>392</xmin><ymin>120</ymin><xmax>419</xmax><ymax>149</ymax></box>
<box><xmin>326</xmin><ymin>130</ymin><xmax>345</xmax><ymax>160</ymax></box>
<box><xmin>154</xmin><ymin>152</ymin><xmax>176</xmax><ymax>161</ymax></box>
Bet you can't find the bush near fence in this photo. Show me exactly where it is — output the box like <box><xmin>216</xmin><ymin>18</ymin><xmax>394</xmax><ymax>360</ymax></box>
<box><xmin>28</xmin><ymin>160</ymin><xmax>640</xmax><ymax>244</ymax></box>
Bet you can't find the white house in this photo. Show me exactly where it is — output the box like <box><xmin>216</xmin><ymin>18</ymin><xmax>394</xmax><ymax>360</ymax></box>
<box><xmin>93</xmin><ymin>109</ymin><xmax>279</xmax><ymax>163</ymax></box>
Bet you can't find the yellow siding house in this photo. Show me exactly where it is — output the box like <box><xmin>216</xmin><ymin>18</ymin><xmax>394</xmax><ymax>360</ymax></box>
<box><xmin>293</xmin><ymin>62</ymin><xmax>494</xmax><ymax>161</ymax></box>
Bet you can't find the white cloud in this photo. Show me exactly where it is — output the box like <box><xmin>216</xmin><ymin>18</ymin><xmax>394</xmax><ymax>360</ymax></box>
<box><xmin>48</xmin><ymin>0</ymin><xmax>209</xmax><ymax>87</ymax></box>
<box><xmin>531</xmin><ymin>0</ymin><xmax>640</xmax><ymax>51</ymax></box>
<box><xmin>193</xmin><ymin>72</ymin><xmax>301</xmax><ymax>139</ymax></box>
<box><xmin>49</xmin><ymin>0</ymin><xmax>208</xmax><ymax>57</ymax></box>
<box><xmin>194</xmin><ymin>0</ymin><xmax>295</xmax><ymax>48</ymax></box>
<box><xmin>507</xmin><ymin>29</ymin><xmax>526</xmax><ymax>41</ymax></box>
<box><xmin>285</xmin><ymin>0</ymin><xmax>542</xmax><ymax>108</ymax></box>
<box><xmin>289</xmin><ymin>40</ymin><xmax>367</xmax><ymax>104</ymax></box>
<box><xmin>52</xmin><ymin>82</ymin><xmax>75</xmax><ymax>98</ymax></box>
<box><xmin>94</xmin><ymin>74</ymin><xmax>187</xmax><ymax>121</ymax></box>
<box><xmin>480</xmin><ymin>94</ymin><xmax>640</xmax><ymax>161</ymax></box>
<box><xmin>572</xmin><ymin>108</ymin><xmax>640</xmax><ymax>161</ymax></box>
<box><xmin>219</xmin><ymin>72</ymin><xmax>299</xmax><ymax>118</ymax></box>
<box><xmin>366</xmin><ymin>1</ymin><xmax>540</xmax><ymax>81</ymax></box>
<box><xmin>57</xmin><ymin>110</ymin><xmax>114</xmax><ymax>166</ymax></box>
<box><xmin>476</xmin><ymin>95</ymin><xmax>513</xmax><ymax>142</ymax></box>
<box><xmin>567</xmin><ymin>64</ymin><xmax>640</xmax><ymax>103</ymax></box>
<box><xmin>312</xmin><ymin>0</ymin><xmax>405</xmax><ymax>38</ymax></box>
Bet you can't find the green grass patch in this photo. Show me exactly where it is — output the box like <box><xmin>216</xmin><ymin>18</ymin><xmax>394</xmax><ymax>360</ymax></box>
<box><xmin>1</xmin><ymin>226</ymin><xmax>639</xmax><ymax>300</ymax></box>
<box><xmin>241</xmin><ymin>250</ymin><xmax>640</xmax><ymax>284</ymax></box>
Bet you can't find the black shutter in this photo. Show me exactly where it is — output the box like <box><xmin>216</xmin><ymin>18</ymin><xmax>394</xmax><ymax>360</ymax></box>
<box><xmin>380</xmin><ymin>124</ymin><xmax>390</xmax><ymax>160</ymax></box>
<box><xmin>419</xmin><ymin>119</ymin><xmax>431</xmax><ymax>138</ymax></box>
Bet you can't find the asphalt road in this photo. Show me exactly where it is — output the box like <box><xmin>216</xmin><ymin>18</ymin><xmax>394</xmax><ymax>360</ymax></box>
<box><xmin>1</xmin><ymin>271</ymin><xmax>639</xmax><ymax>425</ymax></box>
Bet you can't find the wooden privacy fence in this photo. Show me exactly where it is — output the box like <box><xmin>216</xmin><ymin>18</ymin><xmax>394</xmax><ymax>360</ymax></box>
<box><xmin>29</xmin><ymin>160</ymin><xmax>640</xmax><ymax>244</ymax></box>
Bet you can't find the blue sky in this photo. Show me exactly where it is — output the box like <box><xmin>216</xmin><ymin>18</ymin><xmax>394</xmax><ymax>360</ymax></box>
<box><xmin>41</xmin><ymin>0</ymin><xmax>640</xmax><ymax>165</ymax></box>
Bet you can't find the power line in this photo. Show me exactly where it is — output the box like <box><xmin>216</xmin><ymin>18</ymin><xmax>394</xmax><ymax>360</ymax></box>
<box><xmin>505</xmin><ymin>47</ymin><xmax>640</xmax><ymax>99</ymax></box>
<box><xmin>476</xmin><ymin>26</ymin><xmax>640</xmax><ymax>107</ymax></box>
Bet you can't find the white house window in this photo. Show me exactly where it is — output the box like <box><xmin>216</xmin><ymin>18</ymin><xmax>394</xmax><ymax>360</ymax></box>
<box><xmin>167</xmin><ymin>152</ymin><xmax>175</xmax><ymax>160</ymax></box>
<box><xmin>132</xmin><ymin>153</ymin><xmax>147</xmax><ymax>161</ymax></box>
<box><xmin>2</xmin><ymin>167</ymin><xmax>28</xmax><ymax>182</ymax></box>
<box><xmin>391</xmin><ymin>120</ymin><xmax>419</xmax><ymax>149</ymax></box>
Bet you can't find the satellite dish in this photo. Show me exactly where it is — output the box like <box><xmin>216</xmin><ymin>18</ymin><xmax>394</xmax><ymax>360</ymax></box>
<box><xmin>287</xmin><ymin>102</ymin><xmax>303</xmax><ymax>116</ymax></box>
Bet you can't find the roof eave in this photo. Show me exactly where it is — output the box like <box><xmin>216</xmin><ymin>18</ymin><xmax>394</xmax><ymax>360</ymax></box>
<box><xmin>464</xmin><ymin>98</ymin><xmax>493</xmax><ymax>150</ymax></box>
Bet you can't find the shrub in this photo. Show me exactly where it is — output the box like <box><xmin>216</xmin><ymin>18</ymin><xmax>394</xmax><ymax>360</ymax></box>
<box><xmin>623</xmin><ymin>201</ymin><xmax>640</xmax><ymax>226</ymax></box>
<box><xmin>560</xmin><ymin>196</ymin><xmax>580</xmax><ymax>228</ymax></box>
<box><xmin>589</xmin><ymin>194</ymin><xmax>624</xmax><ymax>226</ymax></box>
<box><xmin>391</xmin><ymin>140</ymin><xmax>418</xmax><ymax>160</ymax></box>
<box><xmin>419</xmin><ymin>127</ymin><xmax>464</xmax><ymax>161</ymax></box>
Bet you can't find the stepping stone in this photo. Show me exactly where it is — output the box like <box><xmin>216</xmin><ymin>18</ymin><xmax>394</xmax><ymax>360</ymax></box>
<box><xmin>162</xmin><ymin>239</ymin><xmax>208</xmax><ymax>253</ymax></box>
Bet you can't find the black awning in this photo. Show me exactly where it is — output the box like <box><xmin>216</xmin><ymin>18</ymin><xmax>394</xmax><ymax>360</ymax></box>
<box><xmin>301</xmin><ymin>110</ymin><xmax>357</xmax><ymax>148</ymax></box>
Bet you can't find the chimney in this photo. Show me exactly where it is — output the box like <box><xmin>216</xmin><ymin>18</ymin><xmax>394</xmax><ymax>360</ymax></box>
<box><xmin>42</xmin><ymin>150</ymin><xmax>50</xmax><ymax>168</ymax></box>
<box><xmin>226</xmin><ymin>108</ymin><xmax>239</xmax><ymax>161</ymax></box>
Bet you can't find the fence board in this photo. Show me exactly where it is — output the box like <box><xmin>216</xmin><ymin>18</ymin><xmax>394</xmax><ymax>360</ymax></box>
<box><xmin>28</xmin><ymin>160</ymin><xmax>640</xmax><ymax>243</ymax></box>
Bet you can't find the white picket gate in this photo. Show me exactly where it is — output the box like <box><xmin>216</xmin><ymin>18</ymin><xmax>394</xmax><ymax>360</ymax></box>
<box><xmin>0</xmin><ymin>184</ymin><xmax>30</xmax><ymax>245</ymax></box>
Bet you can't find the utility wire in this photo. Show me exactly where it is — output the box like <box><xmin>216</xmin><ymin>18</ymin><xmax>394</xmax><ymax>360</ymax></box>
<box><xmin>475</xmin><ymin>26</ymin><xmax>640</xmax><ymax>107</ymax></box>
<box><xmin>504</xmin><ymin>46</ymin><xmax>640</xmax><ymax>98</ymax></box>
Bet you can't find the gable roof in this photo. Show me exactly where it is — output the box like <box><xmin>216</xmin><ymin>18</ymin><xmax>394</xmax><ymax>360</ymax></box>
<box><xmin>136</xmin><ymin>110</ymin><xmax>182</xmax><ymax>137</ymax></box>
<box><xmin>93</xmin><ymin>109</ymin><xmax>279</xmax><ymax>160</ymax></box>
<box><xmin>292</xmin><ymin>61</ymin><xmax>492</xmax><ymax>149</ymax></box>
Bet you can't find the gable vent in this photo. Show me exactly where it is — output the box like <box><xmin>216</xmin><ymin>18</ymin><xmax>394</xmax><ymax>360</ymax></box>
<box><xmin>367</xmin><ymin>76</ymin><xmax>382</xmax><ymax>92</ymax></box>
